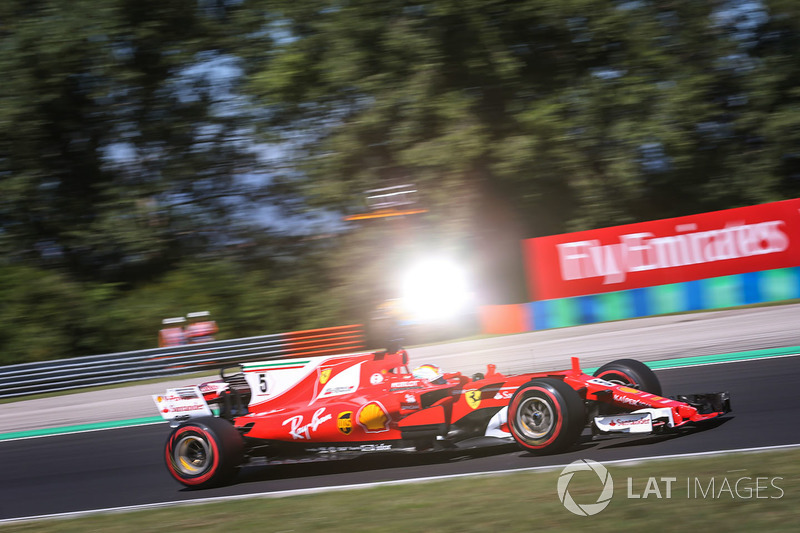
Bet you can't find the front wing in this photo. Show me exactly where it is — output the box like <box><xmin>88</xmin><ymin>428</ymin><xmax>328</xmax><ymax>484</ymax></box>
<box><xmin>591</xmin><ymin>390</ymin><xmax>731</xmax><ymax>434</ymax></box>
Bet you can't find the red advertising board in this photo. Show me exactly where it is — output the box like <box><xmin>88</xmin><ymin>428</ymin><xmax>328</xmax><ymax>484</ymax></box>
<box><xmin>524</xmin><ymin>198</ymin><xmax>800</xmax><ymax>300</ymax></box>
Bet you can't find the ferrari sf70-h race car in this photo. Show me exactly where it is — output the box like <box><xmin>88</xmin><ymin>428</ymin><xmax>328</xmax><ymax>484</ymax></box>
<box><xmin>153</xmin><ymin>349</ymin><xmax>731</xmax><ymax>488</ymax></box>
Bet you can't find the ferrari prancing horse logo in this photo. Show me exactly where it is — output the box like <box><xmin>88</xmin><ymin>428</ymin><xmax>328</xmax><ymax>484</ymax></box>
<box><xmin>320</xmin><ymin>368</ymin><xmax>332</xmax><ymax>385</ymax></box>
<box><xmin>465</xmin><ymin>389</ymin><xmax>482</xmax><ymax>409</ymax></box>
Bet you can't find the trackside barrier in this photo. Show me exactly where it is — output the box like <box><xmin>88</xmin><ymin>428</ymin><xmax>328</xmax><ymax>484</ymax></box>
<box><xmin>0</xmin><ymin>324</ymin><xmax>364</xmax><ymax>399</ymax></box>
<box><xmin>478</xmin><ymin>267</ymin><xmax>800</xmax><ymax>334</ymax></box>
<box><xmin>283</xmin><ymin>324</ymin><xmax>368</xmax><ymax>358</ymax></box>
<box><xmin>478</xmin><ymin>304</ymin><xmax>530</xmax><ymax>335</ymax></box>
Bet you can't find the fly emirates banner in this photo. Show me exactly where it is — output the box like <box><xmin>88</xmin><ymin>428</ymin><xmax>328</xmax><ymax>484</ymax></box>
<box><xmin>523</xmin><ymin>198</ymin><xmax>800</xmax><ymax>301</ymax></box>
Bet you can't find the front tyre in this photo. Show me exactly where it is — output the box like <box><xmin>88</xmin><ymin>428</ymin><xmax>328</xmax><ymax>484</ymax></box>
<box><xmin>508</xmin><ymin>378</ymin><xmax>585</xmax><ymax>454</ymax></box>
<box><xmin>593</xmin><ymin>359</ymin><xmax>661</xmax><ymax>396</ymax></box>
<box><xmin>165</xmin><ymin>417</ymin><xmax>244</xmax><ymax>489</ymax></box>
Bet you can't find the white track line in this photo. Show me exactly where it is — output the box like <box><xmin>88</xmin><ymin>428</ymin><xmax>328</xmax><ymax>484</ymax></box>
<box><xmin>2</xmin><ymin>442</ymin><xmax>799</xmax><ymax>525</ymax></box>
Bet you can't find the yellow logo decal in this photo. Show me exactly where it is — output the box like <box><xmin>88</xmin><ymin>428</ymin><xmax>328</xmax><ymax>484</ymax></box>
<box><xmin>465</xmin><ymin>389</ymin><xmax>482</xmax><ymax>409</ymax></box>
<box><xmin>320</xmin><ymin>368</ymin><xmax>332</xmax><ymax>385</ymax></box>
<box><xmin>358</xmin><ymin>402</ymin><xmax>390</xmax><ymax>432</ymax></box>
<box><xmin>337</xmin><ymin>411</ymin><xmax>353</xmax><ymax>435</ymax></box>
<box><xmin>617</xmin><ymin>386</ymin><xmax>640</xmax><ymax>394</ymax></box>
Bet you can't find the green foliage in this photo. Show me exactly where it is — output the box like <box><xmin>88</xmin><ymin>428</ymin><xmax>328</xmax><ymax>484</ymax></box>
<box><xmin>0</xmin><ymin>0</ymin><xmax>271</xmax><ymax>283</ymax></box>
<box><xmin>0</xmin><ymin>265</ymin><xmax>85</xmax><ymax>364</ymax></box>
<box><xmin>3</xmin><ymin>1</ymin><xmax>800</xmax><ymax>363</ymax></box>
<box><xmin>240</xmin><ymin>0</ymin><xmax>800</xmax><ymax>304</ymax></box>
<box><xmin>252</xmin><ymin>0</ymin><xmax>790</xmax><ymax>237</ymax></box>
<box><xmin>0</xmin><ymin>255</ymin><xmax>347</xmax><ymax>365</ymax></box>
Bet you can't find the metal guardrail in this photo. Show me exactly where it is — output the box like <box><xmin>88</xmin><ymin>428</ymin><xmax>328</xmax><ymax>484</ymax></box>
<box><xmin>0</xmin><ymin>324</ymin><xmax>365</xmax><ymax>399</ymax></box>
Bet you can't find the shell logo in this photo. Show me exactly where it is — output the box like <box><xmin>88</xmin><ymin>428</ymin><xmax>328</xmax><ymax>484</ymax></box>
<box><xmin>617</xmin><ymin>386</ymin><xmax>640</xmax><ymax>394</ymax></box>
<box><xmin>357</xmin><ymin>402</ymin><xmax>390</xmax><ymax>433</ymax></box>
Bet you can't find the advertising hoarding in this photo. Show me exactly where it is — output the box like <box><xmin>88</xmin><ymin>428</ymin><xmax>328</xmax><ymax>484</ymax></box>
<box><xmin>524</xmin><ymin>199</ymin><xmax>800</xmax><ymax>300</ymax></box>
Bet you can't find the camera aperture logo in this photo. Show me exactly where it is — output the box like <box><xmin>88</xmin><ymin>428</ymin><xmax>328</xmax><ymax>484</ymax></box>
<box><xmin>558</xmin><ymin>459</ymin><xmax>614</xmax><ymax>516</ymax></box>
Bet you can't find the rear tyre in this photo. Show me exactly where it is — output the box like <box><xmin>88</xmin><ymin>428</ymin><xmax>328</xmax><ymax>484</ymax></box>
<box><xmin>508</xmin><ymin>378</ymin><xmax>585</xmax><ymax>454</ymax></box>
<box><xmin>593</xmin><ymin>359</ymin><xmax>662</xmax><ymax>396</ymax></box>
<box><xmin>165</xmin><ymin>417</ymin><xmax>244</xmax><ymax>489</ymax></box>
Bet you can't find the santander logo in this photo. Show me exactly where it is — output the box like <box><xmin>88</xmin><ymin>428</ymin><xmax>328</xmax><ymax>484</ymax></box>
<box><xmin>609</xmin><ymin>417</ymin><xmax>649</xmax><ymax>427</ymax></box>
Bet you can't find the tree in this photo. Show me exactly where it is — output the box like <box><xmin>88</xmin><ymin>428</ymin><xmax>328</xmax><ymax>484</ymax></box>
<box><xmin>4</xmin><ymin>1</ymin><xmax>800</xmax><ymax>362</ymax></box>
<box><xmin>0</xmin><ymin>1</ymin><xmax>347</xmax><ymax>362</ymax></box>
<box><xmin>739</xmin><ymin>0</ymin><xmax>800</xmax><ymax>202</ymax></box>
<box><xmin>243</xmin><ymin>0</ymin><xmax>800</xmax><ymax>303</ymax></box>
<box><xmin>0</xmin><ymin>0</ymin><xmax>273</xmax><ymax>283</ymax></box>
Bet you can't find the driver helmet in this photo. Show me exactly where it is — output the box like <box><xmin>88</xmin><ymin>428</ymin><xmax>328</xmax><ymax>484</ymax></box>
<box><xmin>412</xmin><ymin>364</ymin><xmax>446</xmax><ymax>385</ymax></box>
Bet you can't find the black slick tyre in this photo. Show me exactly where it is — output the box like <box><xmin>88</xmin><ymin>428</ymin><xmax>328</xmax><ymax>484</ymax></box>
<box><xmin>164</xmin><ymin>417</ymin><xmax>244</xmax><ymax>489</ymax></box>
<box><xmin>508</xmin><ymin>378</ymin><xmax>585</xmax><ymax>454</ymax></box>
<box><xmin>593</xmin><ymin>359</ymin><xmax>662</xmax><ymax>396</ymax></box>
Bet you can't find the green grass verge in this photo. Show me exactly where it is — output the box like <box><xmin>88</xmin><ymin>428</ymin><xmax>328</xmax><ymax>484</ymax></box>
<box><xmin>2</xmin><ymin>447</ymin><xmax>798</xmax><ymax>532</ymax></box>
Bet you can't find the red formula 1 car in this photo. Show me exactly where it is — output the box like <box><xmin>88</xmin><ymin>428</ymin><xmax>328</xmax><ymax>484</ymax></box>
<box><xmin>153</xmin><ymin>349</ymin><xmax>730</xmax><ymax>488</ymax></box>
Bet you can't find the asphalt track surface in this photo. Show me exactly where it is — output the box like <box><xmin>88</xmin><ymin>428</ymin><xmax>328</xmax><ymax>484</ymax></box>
<box><xmin>2</xmin><ymin>353</ymin><xmax>799</xmax><ymax>521</ymax></box>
